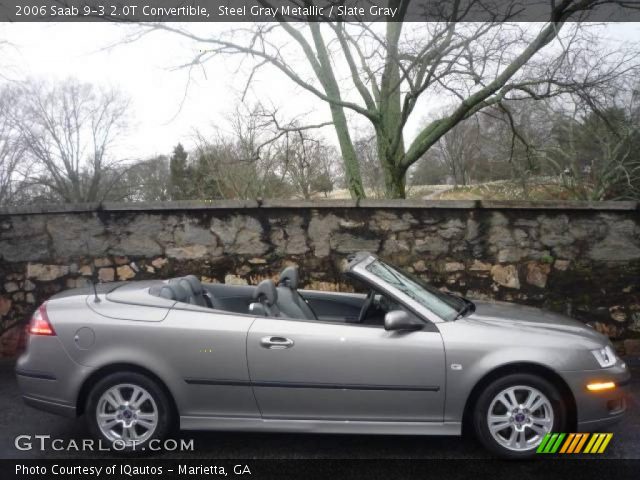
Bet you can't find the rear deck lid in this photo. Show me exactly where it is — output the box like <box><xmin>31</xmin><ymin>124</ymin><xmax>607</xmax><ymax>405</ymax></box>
<box><xmin>86</xmin><ymin>280</ymin><xmax>174</xmax><ymax>322</ymax></box>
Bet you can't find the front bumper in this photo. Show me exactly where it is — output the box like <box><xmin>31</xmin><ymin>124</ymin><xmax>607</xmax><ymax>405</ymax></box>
<box><xmin>560</xmin><ymin>362</ymin><xmax>631</xmax><ymax>431</ymax></box>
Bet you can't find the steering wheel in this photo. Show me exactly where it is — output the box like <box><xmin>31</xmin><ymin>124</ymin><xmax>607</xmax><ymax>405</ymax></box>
<box><xmin>358</xmin><ymin>290</ymin><xmax>376</xmax><ymax>323</ymax></box>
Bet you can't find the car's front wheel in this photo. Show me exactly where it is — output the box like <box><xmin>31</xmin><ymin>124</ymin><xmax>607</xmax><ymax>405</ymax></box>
<box><xmin>473</xmin><ymin>373</ymin><xmax>566</xmax><ymax>458</ymax></box>
<box><xmin>86</xmin><ymin>372</ymin><xmax>173</xmax><ymax>452</ymax></box>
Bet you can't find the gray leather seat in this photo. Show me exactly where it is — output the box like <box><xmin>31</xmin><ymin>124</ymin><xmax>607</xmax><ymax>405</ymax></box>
<box><xmin>253</xmin><ymin>279</ymin><xmax>286</xmax><ymax>317</ymax></box>
<box><xmin>170</xmin><ymin>275</ymin><xmax>215</xmax><ymax>308</ymax></box>
<box><xmin>276</xmin><ymin>266</ymin><xmax>317</xmax><ymax>320</ymax></box>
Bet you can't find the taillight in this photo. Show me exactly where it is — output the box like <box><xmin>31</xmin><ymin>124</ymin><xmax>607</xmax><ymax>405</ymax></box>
<box><xmin>29</xmin><ymin>303</ymin><xmax>56</xmax><ymax>336</ymax></box>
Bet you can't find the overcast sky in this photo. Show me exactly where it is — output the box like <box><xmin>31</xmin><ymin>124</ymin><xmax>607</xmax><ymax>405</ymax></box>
<box><xmin>2</xmin><ymin>22</ymin><xmax>640</xmax><ymax>161</ymax></box>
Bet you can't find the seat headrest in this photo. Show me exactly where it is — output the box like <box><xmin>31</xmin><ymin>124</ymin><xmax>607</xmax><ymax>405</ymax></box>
<box><xmin>278</xmin><ymin>266</ymin><xmax>299</xmax><ymax>289</ymax></box>
<box><xmin>157</xmin><ymin>286</ymin><xmax>174</xmax><ymax>300</ymax></box>
<box><xmin>253</xmin><ymin>279</ymin><xmax>278</xmax><ymax>306</ymax></box>
<box><xmin>178</xmin><ymin>278</ymin><xmax>195</xmax><ymax>298</ymax></box>
<box><xmin>158</xmin><ymin>283</ymin><xmax>189</xmax><ymax>302</ymax></box>
<box><xmin>184</xmin><ymin>275</ymin><xmax>203</xmax><ymax>294</ymax></box>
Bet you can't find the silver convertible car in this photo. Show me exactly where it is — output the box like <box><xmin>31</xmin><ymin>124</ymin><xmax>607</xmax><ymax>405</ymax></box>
<box><xmin>16</xmin><ymin>252</ymin><xmax>629</xmax><ymax>458</ymax></box>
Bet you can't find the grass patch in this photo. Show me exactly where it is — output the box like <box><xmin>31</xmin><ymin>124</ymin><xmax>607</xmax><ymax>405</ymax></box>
<box><xmin>435</xmin><ymin>182</ymin><xmax>573</xmax><ymax>201</ymax></box>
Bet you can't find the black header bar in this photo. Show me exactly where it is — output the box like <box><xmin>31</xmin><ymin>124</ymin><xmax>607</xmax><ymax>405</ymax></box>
<box><xmin>4</xmin><ymin>459</ymin><xmax>640</xmax><ymax>480</ymax></box>
<box><xmin>1</xmin><ymin>0</ymin><xmax>640</xmax><ymax>22</ymax></box>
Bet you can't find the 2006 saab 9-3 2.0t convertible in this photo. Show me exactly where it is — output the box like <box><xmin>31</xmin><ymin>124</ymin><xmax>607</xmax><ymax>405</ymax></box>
<box><xmin>16</xmin><ymin>252</ymin><xmax>629</xmax><ymax>458</ymax></box>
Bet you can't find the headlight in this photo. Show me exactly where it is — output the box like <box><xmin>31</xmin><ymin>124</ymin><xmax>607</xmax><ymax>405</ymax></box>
<box><xmin>591</xmin><ymin>345</ymin><xmax>617</xmax><ymax>368</ymax></box>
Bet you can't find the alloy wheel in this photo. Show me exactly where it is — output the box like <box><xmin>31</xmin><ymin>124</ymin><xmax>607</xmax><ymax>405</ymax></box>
<box><xmin>486</xmin><ymin>385</ymin><xmax>554</xmax><ymax>452</ymax></box>
<box><xmin>96</xmin><ymin>383</ymin><xmax>159</xmax><ymax>446</ymax></box>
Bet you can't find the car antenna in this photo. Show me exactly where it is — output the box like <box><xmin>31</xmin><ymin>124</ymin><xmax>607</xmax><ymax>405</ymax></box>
<box><xmin>91</xmin><ymin>271</ymin><xmax>101</xmax><ymax>304</ymax></box>
<box><xmin>84</xmin><ymin>240</ymin><xmax>101</xmax><ymax>303</ymax></box>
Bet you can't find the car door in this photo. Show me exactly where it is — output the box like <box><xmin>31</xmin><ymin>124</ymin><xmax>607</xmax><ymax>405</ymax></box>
<box><xmin>158</xmin><ymin>306</ymin><xmax>260</xmax><ymax>419</ymax></box>
<box><xmin>246</xmin><ymin>317</ymin><xmax>445</xmax><ymax>422</ymax></box>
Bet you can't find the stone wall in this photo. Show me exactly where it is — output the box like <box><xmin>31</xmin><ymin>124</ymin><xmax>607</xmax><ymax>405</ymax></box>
<box><xmin>2</xmin><ymin>200</ymin><xmax>639</xmax><ymax>357</ymax></box>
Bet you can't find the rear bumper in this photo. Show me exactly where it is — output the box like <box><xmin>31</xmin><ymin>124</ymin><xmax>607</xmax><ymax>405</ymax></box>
<box><xmin>16</xmin><ymin>369</ymin><xmax>78</xmax><ymax>418</ymax></box>
<box><xmin>560</xmin><ymin>363</ymin><xmax>631</xmax><ymax>431</ymax></box>
<box><xmin>15</xmin><ymin>335</ymin><xmax>91</xmax><ymax>418</ymax></box>
<box><xmin>21</xmin><ymin>394</ymin><xmax>77</xmax><ymax>418</ymax></box>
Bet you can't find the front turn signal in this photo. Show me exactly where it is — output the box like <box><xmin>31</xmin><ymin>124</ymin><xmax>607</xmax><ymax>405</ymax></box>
<box><xmin>586</xmin><ymin>381</ymin><xmax>616</xmax><ymax>392</ymax></box>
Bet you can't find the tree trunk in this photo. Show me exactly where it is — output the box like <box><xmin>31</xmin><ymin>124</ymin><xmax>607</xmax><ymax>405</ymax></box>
<box><xmin>382</xmin><ymin>163</ymin><xmax>407</xmax><ymax>198</ymax></box>
<box><xmin>375</xmin><ymin>132</ymin><xmax>406</xmax><ymax>198</ymax></box>
<box><xmin>307</xmin><ymin>23</ymin><xmax>366</xmax><ymax>200</ymax></box>
<box><xmin>329</xmin><ymin>102</ymin><xmax>366</xmax><ymax>199</ymax></box>
<box><xmin>376</xmin><ymin>19</ymin><xmax>407</xmax><ymax>199</ymax></box>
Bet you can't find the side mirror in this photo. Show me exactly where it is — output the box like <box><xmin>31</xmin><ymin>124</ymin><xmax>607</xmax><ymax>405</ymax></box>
<box><xmin>249</xmin><ymin>302</ymin><xmax>267</xmax><ymax>317</ymax></box>
<box><xmin>384</xmin><ymin>310</ymin><xmax>424</xmax><ymax>332</ymax></box>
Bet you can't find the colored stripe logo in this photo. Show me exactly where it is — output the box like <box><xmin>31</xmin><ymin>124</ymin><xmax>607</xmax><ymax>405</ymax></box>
<box><xmin>536</xmin><ymin>433</ymin><xmax>613</xmax><ymax>454</ymax></box>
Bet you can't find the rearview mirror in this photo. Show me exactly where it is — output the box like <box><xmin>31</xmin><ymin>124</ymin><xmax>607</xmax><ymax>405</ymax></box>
<box><xmin>384</xmin><ymin>310</ymin><xmax>424</xmax><ymax>332</ymax></box>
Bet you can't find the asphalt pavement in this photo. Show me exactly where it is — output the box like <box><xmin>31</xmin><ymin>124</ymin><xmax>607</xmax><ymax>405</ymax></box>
<box><xmin>1</xmin><ymin>358</ymin><xmax>638</xmax><ymax>459</ymax></box>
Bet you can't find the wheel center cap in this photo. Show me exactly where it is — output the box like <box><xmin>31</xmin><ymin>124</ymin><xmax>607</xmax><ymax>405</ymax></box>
<box><xmin>514</xmin><ymin>413</ymin><xmax>526</xmax><ymax>422</ymax></box>
<box><xmin>123</xmin><ymin>410</ymin><xmax>132</xmax><ymax>419</ymax></box>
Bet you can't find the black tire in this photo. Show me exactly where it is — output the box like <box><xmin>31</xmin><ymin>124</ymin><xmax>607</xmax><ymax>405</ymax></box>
<box><xmin>473</xmin><ymin>373</ymin><xmax>566</xmax><ymax>459</ymax></box>
<box><xmin>85</xmin><ymin>372</ymin><xmax>173</xmax><ymax>453</ymax></box>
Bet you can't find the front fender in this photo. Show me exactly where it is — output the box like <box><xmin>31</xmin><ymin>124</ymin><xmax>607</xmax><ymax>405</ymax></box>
<box><xmin>438</xmin><ymin>321</ymin><xmax>595</xmax><ymax>422</ymax></box>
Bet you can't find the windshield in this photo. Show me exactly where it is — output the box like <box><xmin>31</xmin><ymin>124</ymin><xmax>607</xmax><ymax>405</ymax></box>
<box><xmin>365</xmin><ymin>260</ymin><xmax>468</xmax><ymax>321</ymax></box>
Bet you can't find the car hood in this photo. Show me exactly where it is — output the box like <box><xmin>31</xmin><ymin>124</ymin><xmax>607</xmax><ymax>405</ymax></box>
<box><xmin>465</xmin><ymin>300</ymin><xmax>606</xmax><ymax>344</ymax></box>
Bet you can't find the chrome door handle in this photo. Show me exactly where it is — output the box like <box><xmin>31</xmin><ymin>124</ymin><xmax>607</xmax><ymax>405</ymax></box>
<box><xmin>260</xmin><ymin>336</ymin><xmax>294</xmax><ymax>349</ymax></box>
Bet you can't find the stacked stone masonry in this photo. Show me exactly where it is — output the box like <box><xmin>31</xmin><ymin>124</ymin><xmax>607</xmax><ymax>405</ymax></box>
<box><xmin>1</xmin><ymin>200</ymin><xmax>639</xmax><ymax>357</ymax></box>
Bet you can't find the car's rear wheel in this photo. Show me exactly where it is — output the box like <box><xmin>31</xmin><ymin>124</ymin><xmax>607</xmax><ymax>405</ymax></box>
<box><xmin>86</xmin><ymin>372</ymin><xmax>172</xmax><ymax>452</ymax></box>
<box><xmin>473</xmin><ymin>373</ymin><xmax>566</xmax><ymax>458</ymax></box>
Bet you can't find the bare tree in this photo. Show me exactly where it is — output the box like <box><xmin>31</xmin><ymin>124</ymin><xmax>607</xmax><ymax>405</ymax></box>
<box><xmin>0</xmin><ymin>87</ymin><xmax>25</xmax><ymax>206</ymax></box>
<box><xmin>133</xmin><ymin>0</ymin><xmax>639</xmax><ymax>198</ymax></box>
<box><xmin>278</xmin><ymin>132</ymin><xmax>339</xmax><ymax>199</ymax></box>
<box><xmin>544</xmin><ymin>100</ymin><xmax>640</xmax><ymax>201</ymax></box>
<box><xmin>354</xmin><ymin>130</ymin><xmax>386</xmax><ymax>198</ymax></box>
<box><xmin>433</xmin><ymin>119</ymin><xmax>483</xmax><ymax>187</ymax></box>
<box><xmin>9</xmin><ymin>78</ymin><xmax>130</xmax><ymax>203</ymax></box>
<box><xmin>192</xmin><ymin>102</ymin><xmax>339</xmax><ymax>200</ymax></box>
<box><xmin>192</xmin><ymin>104</ymin><xmax>285</xmax><ymax>199</ymax></box>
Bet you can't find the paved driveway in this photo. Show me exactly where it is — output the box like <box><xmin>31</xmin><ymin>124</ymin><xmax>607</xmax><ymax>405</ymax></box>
<box><xmin>1</xmin><ymin>358</ymin><xmax>638</xmax><ymax>459</ymax></box>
